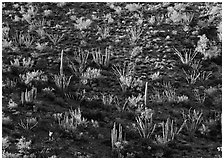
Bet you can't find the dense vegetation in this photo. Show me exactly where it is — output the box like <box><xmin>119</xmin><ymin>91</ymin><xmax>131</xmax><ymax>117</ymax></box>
<box><xmin>2</xmin><ymin>2</ymin><xmax>222</xmax><ymax>158</ymax></box>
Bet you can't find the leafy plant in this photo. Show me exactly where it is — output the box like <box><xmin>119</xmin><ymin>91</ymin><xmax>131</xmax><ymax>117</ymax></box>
<box><xmin>150</xmin><ymin>91</ymin><xmax>165</xmax><ymax>103</ymax></box>
<box><xmin>52</xmin><ymin>50</ymin><xmax>73</xmax><ymax>92</ymax></box>
<box><xmin>80</xmin><ymin>67</ymin><xmax>101</xmax><ymax>84</ymax></box>
<box><xmin>10</xmin><ymin>57</ymin><xmax>20</xmax><ymax>67</ymax></box>
<box><xmin>107</xmin><ymin>3</ymin><xmax>122</xmax><ymax>14</ymax></box>
<box><xmin>200</xmin><ymin>70</ymin><xmax>213</xmax><ymax>81</ymax></box>
<box><xmin>28</xmin><ymin>18</ymin><xmax>49</xmax><ymax>32</ymax></box>
<box><xmin>130</xmin><ymin>46</ymin><xmax>142</xmax><ymax>58</ymax></box>
<box><xmin>46</xmin><ymin>32</ymin><xmax>64</xmax><ymax>46</ymax></box>
<box><xmin>128</xmin><ymin>24</ymin><xmax>143</xmax><ymax>45</ymax></box>
<box><xmin>177</xmin><ymin>95</ymin><xmax>189</xmax><ymax>103</ymax></box>
<box><xmin>2</xmin><ymin>25</ymin><xmax>10</xmax><ymax>39</ymax></box>
<box><xmin>193</xmin><ymin>89</ymin><xmax>206</xmax><ymax>104</ymax></box>
<box><xmin>97</xmin><ymin>25</ymin><xmax>110</xmax><ymax>39</ymax></box>
<box><xmin>195</xmin><ymin>34</ymin><xmax>221</xmax><ymax>60</ymax></box>
<box><xmin>13</xmin><ymin>31</ymin><xmax>35</xmax><ymax>48</ymax></box>
<box><xmin>173</xmin><ymin>47</ymin><xmax>198</xmax><ymax>65</ymax></box>
<box><xmin>16</xmin><ymin>136</ymin><xmax>32</xmax><ymax>155</ymax></box>
<box><xmin>155</xmin><ymin>118</ymin><xmax>185</xmax><ymax>145</ymax></box>
<box><xmin>35</xmin><ymin>42</ymin><xmax>48</xmax><ymax>51</ymax></box>
<box><xmin>182</xmin><ymin>68</ymin><xmax>201</xmax><ymax>84</ymax></box>
<box><xmin>150</xmin><ymin>71</ymin><xmax>160</xmax><ymax>81</ymax></box>
<box><xmin>181</xmin><ymin>12</ymin><xmax>194</xmax><ymax>25</ymax></box>
<box><xmin>2</xmin><ymin>135</ymin><xmax>35</xmax><ymax>157</ymax></box>
<box><xmin>91</xmin><ymin>47</ymin><xmax>111</xmax><ymax>67</ymax></box>
<box><xmin>162</xmin><ymin>82</ymin><xmax>178</xmax><ymax>103</ymax></box>
<box><xmin>101</xmin><ymin>93</ymin><xmax>114</xmax><ymax>105</ymax></box>
<box><xmin>168</xmin><ymin>8</ymin><xmax>182</xmax><ymax>23</ymax></box>
<box><xmin>19</xmin><ymin>70</ymin><xmax>43</xmax><ymax>85</ymax></box>
<box><xmin>195</xmin><ymin>34</ymin><xmax>209</xmax><ymax>55</ymax></box>
<box><xmin>113</xmin><ymin>62</ymin><xmax>135</xmax><ymax>92</ymax></box>
<box><xmin>18</xmin><ymin>117</ymin><xmax>38</xmax><ymax>130</ymax></box>
<box><xmin>183</xmin><ymin>68</ymin><xmax>212</xmax><ymax>84</ymax></box>
<box><xmin>182</xmin><ymin>108</ymin><xmax>203</xmax><ymax>137</ymax></box>
<box><xmin>125</xmin><ymin>3</ymin><xmax>142</xmax><ymax>12</ymax></box>
<box><xmin>10</xmin><ymin>57</ymin><xmax>34</xmax><ymax>69</ymax></box>
<box><xmin>128</xmin><ymin>94</ymin><xmax>144</xmax><ymax>109</ymax></box>
<box><xmin>74</xmin><ymin>17</ymin><xmax>92</xmax><ymax>30</ymax></box>
<box><xmin>190</xmin><ymin>60</ymin><xmax>202</xmax><ymax>70</ymax></box>
<box><xmin>204</xmin><ymin>86</ymin><xmax>218</xmax><ymax>95</ymax></box>
<box><xmin>35</xmin><ymin>27</ymin><xmax>46</xmax><ymax>38</ymax></box>
<box><xmin>3</xmin><ymin>38</ymin><xmax>13</xmax><ymax>48</ymax></box>
<box><xmin>8</xmin><ymin>98</ymin><xmax>18</xmax><ymax>109</ymax></box>
<box><xmin>69</xmin><ymin>48</ymin><xmax>89</xmax><ymax>77</ymax></box>
<box><xmin>2</xmin><ymin>136</ymin><xmax>10</xmax><ymax>150</ymax></box>
<box><xmin>135</xmin><ymin>108</ymin><xmax>156</xmax><ymax>139</ymax></box>
<box><xmin>167</xmin><ymin>4</ymin><xmax>194</xmax><ymax>25</ymax></box>
<box><xmin>22</xmin><ymin>57</ymin><xmax>34</xmax><ymax>69</ymax></box>
<box><xmin>53</xmin><ymin>74</ymin><xmax>73</xmax><ymax>91</ymax></box>
<box><xmin>3</xmin><ymin>78</ymin><xmax>17</xmax><ymax>88</ymax></box>
<box><xmin>114</xmin><ymin>97</ymin><xmax>129</xmax><ymax>112</ymax></box>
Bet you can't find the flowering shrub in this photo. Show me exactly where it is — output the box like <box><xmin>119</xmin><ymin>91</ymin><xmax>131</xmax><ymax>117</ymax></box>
<box><xmin>55</xmin><ymin>108</ymin><xmax>87</xmax><ymax>133</ymax></box>
<box><xmin>194</xmin><ymin>34</ymin><xmax>221</xmax><ymax>60</ymax></box>
<box><xmin>167</xmin><ymin>3</ymin><xmax>194</xmax><ymax>25</ymax></box>
<box><xmin>128</xmin><ymin>94</ymin><xmax>144</xmax><ymax>108</ymax></box>
<box><xmin>74</xmin><ymin>17</ymin><xmax>92</xmax><ymax>30</ymax></box>
<box><xmin>195</xmin><ymin>34</ymin><xmax>209</xmax><ymax>55</ymax></box>
<box><xmin>81</xmin><ymin>68</ymin><xmax>101</xmax><ymax>84</ymax></box>
<box><xmin>10</xmin><ymin>57</ymin><xmax>34</xmax><ymax>69</ymax></box>
<box><xmin>177</xmin><ymin>95</ymin><xmax>189</xmax><ymax>103</ymax></box>
<box><xmin>2</xmin><ymin>136</ymin><xmax>35</xmax><ymax>158</ymax></box>
<box><xmin>8</xmin><ymin>99</ymin><xmax>18</xmax><ymax>109</ymax></box>
<box><xmin>19</xmin><ymin>70</ymin><xmax>43</xmax><ymax>85</ymax></box>
<box><xmin>125</xmin><ymin>3</ymin><xmax>142</xmax><ymax>12</ymax></box>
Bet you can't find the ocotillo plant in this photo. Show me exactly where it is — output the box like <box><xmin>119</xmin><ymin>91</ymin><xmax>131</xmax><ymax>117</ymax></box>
<box><xmin>53</xmin><ymin>50</ymin><xmax>72</xmax><ymax>93</ymax></box>
<box><xmin>60</xmin><ymin>49</ymin><xmax>64</xmax><ymax>92</ymax></box>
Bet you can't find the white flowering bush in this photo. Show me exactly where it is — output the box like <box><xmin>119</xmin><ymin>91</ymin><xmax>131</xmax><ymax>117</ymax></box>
<box><xmin>74</xmin><ymin>17</ymin><xmax>92</xmax><ymax>30</ymax></box>
<box><xmin>2</xmin><ymin>136</ymin><xmax>35</xmax><ymax>158</ymax></box>
<box><xmin>9</xmin><ymin>57</ymin><xmax>34</xmax><ymax>70</ymax></box>
<box><xmin>19</xmin><ymin>70</ymin><xmax>43</xmax><ymax>85</ymax></box>
<box><xmin>128</xmin><ymin>94</ymin><xmax>144</xmax><ymax>108</ymax></box>
<box><xmin>56</xmin><ymin>108</ymin><xmax>87</xmax><ymax>133</ymax></box>
<box><xmin>81</xmin><ymin>68</ymin><xmax>101</xmax><ymax>84</ymax></box>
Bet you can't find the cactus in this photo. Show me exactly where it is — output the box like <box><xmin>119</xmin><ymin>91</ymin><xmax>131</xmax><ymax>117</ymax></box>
<box><xmin>111</xmin><ymin>122</ymin><xmax>123</xmax><ymax>150</ymax></box>
<box><xmin>21</xmin><ymin>87</ymin><xmax>37</xmax><ymax>104</ymax></box>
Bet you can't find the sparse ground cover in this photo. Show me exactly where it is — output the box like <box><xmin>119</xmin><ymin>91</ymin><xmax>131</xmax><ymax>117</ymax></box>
<box><xmin>2</xmin><ymin>2</ymin><xmax>222</xmax><ymax>158</ymax></box>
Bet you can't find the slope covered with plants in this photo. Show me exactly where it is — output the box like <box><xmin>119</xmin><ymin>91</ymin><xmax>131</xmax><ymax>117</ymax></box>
<box><xmin>2</xmin><ymin>2</ymin><xmax>222</xmax><ymax>158</ymax></box>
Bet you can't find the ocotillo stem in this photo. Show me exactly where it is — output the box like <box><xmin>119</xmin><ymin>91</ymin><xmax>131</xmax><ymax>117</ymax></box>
<box><xmin>60</xmin><ymin>50</ymin><xmax>64</xmax><ymax>76</ymax></box>
<box><xmin>144</xmin><ymin>81</ymin><xmax>148</xmax><ymax>106</ymax></box>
